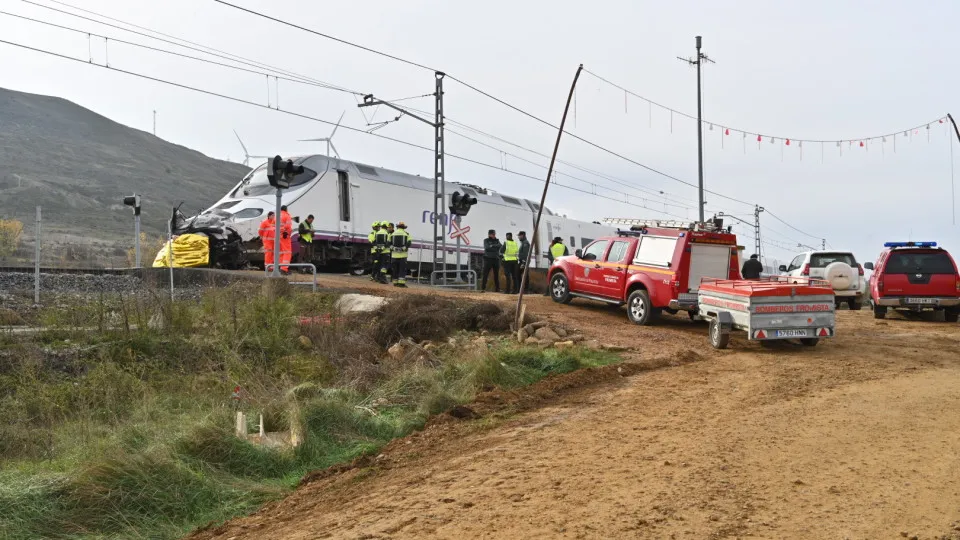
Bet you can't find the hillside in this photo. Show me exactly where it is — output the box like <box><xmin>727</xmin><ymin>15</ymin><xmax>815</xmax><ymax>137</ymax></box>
<box><xmin>0</xmin><ymin>87</ymin><xmax>248</xmax><ymax>254</ymax></box>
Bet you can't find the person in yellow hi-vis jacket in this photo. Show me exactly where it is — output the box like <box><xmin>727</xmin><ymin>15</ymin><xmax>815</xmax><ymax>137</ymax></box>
<box><xmin>500</xmin><ymin>232</ymin><xmax>520</xmax><ymax>294</ymax></box>
<box><xmin>390</xmin><ymin>221</ymin><xmax>412</xmax><ymax>288</ymax></box>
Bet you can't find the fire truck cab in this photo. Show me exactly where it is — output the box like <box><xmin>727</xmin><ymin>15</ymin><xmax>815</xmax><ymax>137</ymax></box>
<box><xmin>547</xmin><ymin>218</ymin><xmax>742</xmax><ymax>325</ymax></box>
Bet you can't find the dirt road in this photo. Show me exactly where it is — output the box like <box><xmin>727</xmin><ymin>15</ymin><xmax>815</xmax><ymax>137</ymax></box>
<box><xmin>195</xmin><ymin>275</ymin><xmax>960</xmax><ymax>539</ymax></box>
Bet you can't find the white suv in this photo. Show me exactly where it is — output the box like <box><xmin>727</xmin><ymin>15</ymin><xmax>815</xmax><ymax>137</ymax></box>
<box><xmin>778</xmin><ymin>251</ymin><xmax>865</xmax><ymax>310</ymax></box>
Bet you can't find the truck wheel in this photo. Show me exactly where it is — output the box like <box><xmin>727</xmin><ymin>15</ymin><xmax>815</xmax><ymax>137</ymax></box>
<box><xmin>626</xmin><ymin>290</ymin><xmax>656</xmax><ymax>325</ymax></box>
<box><xmin>800</xmin><ymin>338</ymin><xmax>819</xmax><ymax>347</ymax></box>
<box><xmin>847</xmin><ymin>298</ymin><xmax>862</xmax><ymax>311</ymax></box>
<box><xmin>550</xmin><ymin>273</ymin><xmax>572</xmax><ymax>304</ymax></box>
<box><xmin>835</xmin><ymin>299</ymin><xmax>844</xmax><ymax>310</ymax></box>
<box><xmin>945</xmin><ymin>309</ymin><xmax>960</xmax><ymax>323</ymax></box>
<box><xmin>709</xmin><ymin>319</ymin><xmax>729</xmax><ymax>349</ymax></box>
<box><xmin>873</xmin><ymin>304</ymin><xmax>887</xmax><ymax>319</ymax></box>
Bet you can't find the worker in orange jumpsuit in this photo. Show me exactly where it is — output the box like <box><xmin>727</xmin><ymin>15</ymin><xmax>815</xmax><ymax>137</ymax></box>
<box><xmin>279</xmin><ymin>205</ymin><xmax>293</xmax><ymax>274</ymax></box>
<box><xmin>258</xmin><ymin>211</ymin><xmax>276</xmax><ymax>271</ymax></box>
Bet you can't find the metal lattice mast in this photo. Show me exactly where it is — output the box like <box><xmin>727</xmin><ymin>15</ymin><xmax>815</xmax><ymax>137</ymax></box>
<box><xmin>754</xmin><ymin>204</ymin><xmax>764</xmax><ymax>261</ymax></box>
<box><xmin>434</xmin><ymin>72</ymin><xmax>446</xmax><ymax>274</ymax></box>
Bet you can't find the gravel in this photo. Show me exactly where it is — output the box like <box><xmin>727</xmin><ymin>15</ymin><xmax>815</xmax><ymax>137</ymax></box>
<box><xmin>0</xmin><ymin>272</ymin><xmax>142</xmax><ymax>295</ymax></box>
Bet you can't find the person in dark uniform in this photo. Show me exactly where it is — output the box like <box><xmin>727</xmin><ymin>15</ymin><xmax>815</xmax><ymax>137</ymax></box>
<box><xmin>516</xmin><ymin>231</ymin><xmax>531</xmax><ymax>293</ymax></box>
<box><xmin>481</xmin><ymin>229</ymin><xmax>502</xmax><ymax>293</ymax></box>
<box><xmin>741</xmin><ymin>253</ymin><xmax>764</xmax><ymax>280</ymax></box>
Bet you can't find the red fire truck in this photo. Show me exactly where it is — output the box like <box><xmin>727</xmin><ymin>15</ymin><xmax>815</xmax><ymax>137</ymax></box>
<box><xmin>547</xmin><ymin>218</ymin><xmax>742</xmax><ymax>325</ymax></box>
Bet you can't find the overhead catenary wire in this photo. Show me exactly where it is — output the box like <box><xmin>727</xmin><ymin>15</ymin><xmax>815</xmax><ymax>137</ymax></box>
<box><xmin>206</xmin><ymin>0</ymin><xmax>758</xmax><ymax>210</ymax></box>
<box><xmin>0</xmin><ymin>36</ymin><xmax>707</xmax><ymax>224</ymax></box>
<box><xmin>22</xmin><ymin>0</ymin><xmax>821</xmax><ymax>241</ymax></box>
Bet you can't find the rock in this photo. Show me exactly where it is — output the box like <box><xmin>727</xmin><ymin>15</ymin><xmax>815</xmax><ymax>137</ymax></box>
<box><xmin>518</xmin><ymin>327</ymin><xmax>530</xmax><ymax>343</ymax></box>
<box><xmin>148</xmin><ymin>312</ymin><xmax>165</xmax><ymax>330</ymax></box>
<box><xmin>534</xmin><ymin>326</ymin><xmax>561</xmax><ymax>343</ymax></box>
<box><xmin>447</xmin><ymin>337</ymin><xmax>458</xmax><ymax>346</ymax></box>
<box><xmin>297</xmin><ymin>335</ymin><xmax>312</xmax><ymax>349</ymax></box>
<box><xmin>529</xmin><ymin>321</ymin><xmax>549</xmax><ymax>330</ymax></box>
<box><xmin>449</xmin><ymin>405</ymin><xmax>479</xmax><ymax>420</ymax></box>
<box><xmin>584</xmin><ymin>339</ymin><xmax>602</xmax><ymax>350</ymax></box>
<box><xmin>554</xmin><ymin>340</ymin><xmax>575</xmax><ymax>349</ymax></box>
<box><xmin>555</xmin><ymin>327</ymin><xmax>568</xmax><ymax>338</ymax></box>
<box><xmin>524</xmin><ymin>337</ymin><xmax>539</xmax><ymax>346</ymax></box>
<box><xmin>387</xmin><ymin>339</ymin><xmax>416</xmax><ymax>361</ymax></box>
<box><xmin>567</xmin><ymin>334</ymin><xmax>585</xmax><ymax>343</ymax></box>
<box><xmin>537</xmin><ymin>340</ymin><xmax>553</xmax><ymax>349</ymax></box>
<box><xmin>335</xmin><ymin>293</ymin><xmax>388</xmax><ymax>315</ymax></box>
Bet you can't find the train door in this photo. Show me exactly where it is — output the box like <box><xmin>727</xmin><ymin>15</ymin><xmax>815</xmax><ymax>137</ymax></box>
<box><xmin>545</xmin><ymin>220</ymin><xmax>554</xmax><ymax>265</ymax></box>
<box><xmin>336</xmin><ymin>170</ymin><xmax>353</xmax><ymax>239</ymax></box>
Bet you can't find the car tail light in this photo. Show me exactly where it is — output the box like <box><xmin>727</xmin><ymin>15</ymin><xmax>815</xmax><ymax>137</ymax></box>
<box><xmin>956</xmin><ymin>276</ymin><xmax>960</xmax><ymax>292</ymax></box>
<box><xmin>878</xmin><ymin>278</ymin><xmax>884</xmax><ymax>293</ymax></box>
<box><xmin>801</xmin><ymin>264</ymin><xmax>810</xmax><ymax>276</ymax></box>
<box><xmin>857</xmin><ymin>264</ymin><xmax>864</xmax><ymax>276</ymax></box>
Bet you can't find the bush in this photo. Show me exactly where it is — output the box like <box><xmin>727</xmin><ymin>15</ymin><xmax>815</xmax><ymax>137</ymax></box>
<box><xmin>0</xmin><ymin>218</ymin><xmax>23</xmax><ymax>258</ymax></box>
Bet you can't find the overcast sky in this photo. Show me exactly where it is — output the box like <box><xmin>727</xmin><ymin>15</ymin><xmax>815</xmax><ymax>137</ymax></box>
<box><xmin>2</xmin><ymin>0</ymin><xmax>958</xmax><ymax>267</ymax></box>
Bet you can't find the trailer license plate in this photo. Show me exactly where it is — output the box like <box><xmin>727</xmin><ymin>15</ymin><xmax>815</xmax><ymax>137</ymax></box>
<box><xmin>907</xmin><ymin>298</ymin><xmax>937</xmax><ymax>305</ymax></box>
<box><xmin>775</xmin><ymin>329</ymin><xmax>809</xmax><ymax>338</ymax></box>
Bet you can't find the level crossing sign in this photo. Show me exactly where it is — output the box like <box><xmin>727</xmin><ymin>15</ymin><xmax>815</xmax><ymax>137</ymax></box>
<box><xmin>449</xmin><ymin>219</ymin><xmax>471</xmax><ymax>245</ymax></box>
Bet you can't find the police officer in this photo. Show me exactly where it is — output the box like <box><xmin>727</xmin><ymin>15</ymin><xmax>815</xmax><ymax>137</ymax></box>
<box><xmin>544</xmin><ymin>237</ymin><xmax>569</xmax><ymax>295</ymax></box>
<box><xmin>368</xmin><ymin>221</ymin><xmax>381</xmax><ymax>281</ymax></box>
<box><xmin>390</xmin><ymin>221</ymin><xmax>412</xmax><ymax>287</ymax></box>
<box><xmin>501</xmin><ymin>232</ymin><xmax>520</xmax><ymax>294</ymax></box>
<box><xmin>481</xmin><ymin>229</ymin><xmax>502</xmax><ymax>293</ymax></box>
<box><xmin>742</xmin><ymin>253</ymin><xmax>763</xmax><ymax>280</ymax></box>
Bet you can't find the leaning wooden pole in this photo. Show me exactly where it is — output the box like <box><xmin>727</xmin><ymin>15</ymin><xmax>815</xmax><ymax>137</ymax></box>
<box><xmin>515</xmin><ymin>64</ymin><xmax>583</xmax><ymax>328</ymax></box>
<box><xmin>946</xmin><ymin>113</ymin><xmax>960</xmax><ymax>225</ymax></box>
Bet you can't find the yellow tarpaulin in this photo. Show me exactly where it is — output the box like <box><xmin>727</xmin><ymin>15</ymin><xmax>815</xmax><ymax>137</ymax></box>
<box><xmin>152</xmin><ymin>234</ymin><xmax>210</xmax><ymax>268</ymax></box>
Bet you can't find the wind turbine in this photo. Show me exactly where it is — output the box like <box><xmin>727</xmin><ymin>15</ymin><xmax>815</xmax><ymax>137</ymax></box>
<box><xmin>299</xmin><ymin>111</ymin><xmax>344</xmax><ymax>158</ymax></box>
<box><xmin>233</xmin><ymin>130</ymin><xmax>270</xmax><ymax>167</ymax></box>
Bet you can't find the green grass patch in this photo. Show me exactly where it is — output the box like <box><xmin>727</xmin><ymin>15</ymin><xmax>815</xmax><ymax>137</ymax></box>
<box><xmin>0</xmin><ymin>289</ymin><xmax>621</xmax><ymax>539</ymax></box>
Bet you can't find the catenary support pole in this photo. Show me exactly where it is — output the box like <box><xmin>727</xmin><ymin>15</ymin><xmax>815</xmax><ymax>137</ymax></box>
<box><xmin>695</xmin><ymin>36</ymin><xmax>704</xmax><ymax>222</ymax></box>
<box><xmin>516</xmin><ymin>64</ymin><xmax>583</xmax><ymax>325</ymax></box>
<box><xmin>34</xmin><ymin>206</ymin><xmax>40</xmax><ymax>304</ymax></box>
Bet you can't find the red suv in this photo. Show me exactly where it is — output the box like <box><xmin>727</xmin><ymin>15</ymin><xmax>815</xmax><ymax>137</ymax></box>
<box><xmin>547</xmin><ymin>219</ymin><xmax>741</xmax><ymax>325</ymax></box>
<box><xmin>865</xmin><ymin>241</ymin><xmax>960</xmax><ymax>321</ymax></box>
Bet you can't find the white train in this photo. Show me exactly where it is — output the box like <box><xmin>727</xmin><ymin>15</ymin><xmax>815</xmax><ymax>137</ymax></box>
<box><xmin>202</xmin><ymin>154</ymin><xmax>615</xmax><ymax>273</ymax></box>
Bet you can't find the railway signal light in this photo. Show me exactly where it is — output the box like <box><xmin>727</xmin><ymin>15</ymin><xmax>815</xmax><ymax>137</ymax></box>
<box><xmin>267</xmin><ymin>155</ymin><xmax>305</xmax><ymax>189</ymax></box>
<box><xmin>122</xmin><ymin>194</ymin><xmax>141</xmax><ymax>216</ymax></box>
<box><xmin>449</xmin><ymin>191</ymin><xmax>478</xmax><ymax>216</ymax></box>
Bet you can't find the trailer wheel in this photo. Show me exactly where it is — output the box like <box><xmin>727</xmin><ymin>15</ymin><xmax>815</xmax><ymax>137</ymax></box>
<box><xmin>550</xmin><ymin>273</ymin><xmax>572</xmax><ymax>304</ymax></box>
<box><xmin>709</xmin><ymin>319</ymin><xmax>729</xmax><ymax>349</ymax></box>
<box><xmin>800</xmin><ymin>338</ymin><xmax>819</xmax><ymax>347</ymax></box>
<box><xmin>626</xmin><ymin>289</ymin><xmax>656</xmax><ymax>325</ymax></box>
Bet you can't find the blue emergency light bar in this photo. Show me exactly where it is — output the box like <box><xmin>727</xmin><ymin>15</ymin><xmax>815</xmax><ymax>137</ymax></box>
<box><xmin>883</xmin><ymin>241</ymin><xmax>937</xmax><ymax>248</ymax></box>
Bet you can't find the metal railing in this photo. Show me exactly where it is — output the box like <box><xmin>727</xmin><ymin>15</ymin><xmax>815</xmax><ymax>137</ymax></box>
<box><xmin>429</xmin><ymin>269</ymin><xmax>477</xmax><ymax>290</ymax></box>
<box><xmin>264</xmin><ymin>263</ymin><xmax>318</xmax><ymax>292</ymax></box>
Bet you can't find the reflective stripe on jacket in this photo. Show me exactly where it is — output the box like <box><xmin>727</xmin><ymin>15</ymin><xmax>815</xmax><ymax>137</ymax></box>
<box><xmin>390</xmin><ymin>229</ymin><xmax>411</xmax><ymax>258</ymax></box>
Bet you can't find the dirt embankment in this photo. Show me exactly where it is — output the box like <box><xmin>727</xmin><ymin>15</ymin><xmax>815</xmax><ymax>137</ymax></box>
<box><xmin>190</xmin><ymin>274</ymin><xmax>960</xmax><ymax>540</ymax></box>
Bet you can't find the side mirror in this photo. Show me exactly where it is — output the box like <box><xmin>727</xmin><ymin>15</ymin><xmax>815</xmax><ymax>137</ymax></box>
<box><xmin>778</xmin><ymin>265</ymin><xmax>787</xmax><ymax>272</ymax></box>
<box><xmin>583</xmin><ymin>253</ymin><xmax>597</xmax><ymax>261</ymax></box>
<box><xmin>864</xmin><ymin>262</ymin><xmax>874</xmax><ymax>270</ymax></box>
<box><xmin>575</xmin><ymin>249</ymin><xmax>583</xmax><ymax>258</ymax></box>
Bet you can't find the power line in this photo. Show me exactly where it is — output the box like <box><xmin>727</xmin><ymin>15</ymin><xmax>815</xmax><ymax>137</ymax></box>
<box><xmin>765</xmin><ymin>209</ymin><xmax>824</xmax><ymax>243</ymax></box>
<box><xmin>210</xmin><ymin>0</ymin><xmax>437</xmax><ymax>72</ymax></box>
<box><xmin>583</xmin><ymin>67</ymin><xmax>945</xmax><ymax>145</ymax></box>
<box><xmin>205</xmin><ymin>0</ymin><xmax>757</xmax><ymax>210</ymax></box>
<box><xmin>0</xmin><ymin>36</ymin><xmax>700</xmax><ymax>223</ymax></box>
<box><xmin>20</xmin><ymin>0</ymin><xmax>359</xmax><ymax>93</ymax></box>
<box><xmin>0</xmin><ymin>9</ymin><xmax>364</xmax><ymax>95</ymax></box>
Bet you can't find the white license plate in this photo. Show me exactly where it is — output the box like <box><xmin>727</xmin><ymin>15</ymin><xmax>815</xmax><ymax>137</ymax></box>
<box><xmin>775</xmin><ymin>329</ymin><xmax>809</xmax><ymax>338</ymax></box>
<box><xmin>906</xmin><ymin>298</ymin><xmax>938</xmax><ymax>305</ymax></box>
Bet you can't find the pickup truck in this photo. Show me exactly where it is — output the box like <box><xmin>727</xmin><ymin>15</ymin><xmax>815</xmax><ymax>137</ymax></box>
<box><xmin>547</xmin><ymin>220</ymin><xmax>741</xmax><ymax>325</ymax></box>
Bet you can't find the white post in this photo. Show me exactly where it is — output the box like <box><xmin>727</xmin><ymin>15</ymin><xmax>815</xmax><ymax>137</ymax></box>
<box><xmin>272</xmin><ymin>188</ymin><xmax>282</xmax><ymax>277</ymax></box>
<box><xmin>34</xmin><ymin>206</ymin><xmax>40</xmax><ymax>304</ymax></box>
<box><xmin>167</xmin><ymin>220</ymin><xmax>174</xmax><ymax>301</ymax></box>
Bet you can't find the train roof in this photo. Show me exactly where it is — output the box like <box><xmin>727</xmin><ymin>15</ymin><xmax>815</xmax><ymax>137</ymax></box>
<box><xmin>293</xmin><ymin>154</ymin><xmax>558</xmax><ymax>216</ymax></box>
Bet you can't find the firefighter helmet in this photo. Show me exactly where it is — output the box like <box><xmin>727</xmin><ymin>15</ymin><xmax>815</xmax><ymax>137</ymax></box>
<box><xmin>397</xmin><ymin>221</ymin><xmax>407</xmax><ymax>228</ymax></box>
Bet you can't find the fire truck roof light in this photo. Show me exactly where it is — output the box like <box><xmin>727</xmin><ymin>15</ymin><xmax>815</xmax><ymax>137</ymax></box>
<box><xmin>884</xmin><ymin>241</ymin><xmax>937</xmax><ymax>248</ymax></box>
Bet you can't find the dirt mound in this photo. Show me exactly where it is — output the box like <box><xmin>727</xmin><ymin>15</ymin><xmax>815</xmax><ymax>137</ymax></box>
<box><xmin>367</xmin><ymin>294</ymin><xmax>512</xmax><ymax>347</ymax></box>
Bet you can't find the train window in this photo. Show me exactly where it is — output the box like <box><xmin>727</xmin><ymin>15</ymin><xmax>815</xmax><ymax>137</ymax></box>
<box><xmin>581</xmin><ymin>237</ymin><xmax>594</xmax><ymax>247</ymax></box>
<box><xmin>355</xmin><ymin>164</ymin><xmax>379</xmax><ymax>176</ymax></box>
<box><xmin>338</xmin><ymin>170</ymin><xmax>350</xmax><ymax>221</ymax></box>
<box><xmin>231</xmin><ymin>208</ymin><xmax>263</xmax><ymax>220</ymax></box>
<box><xmin>460</xmin><ymin>187</ymin><xmax>476</xmax><ymax>196</ymax></box>
<box><xmin>213</xmin><ymin>201</ymin><xmax>240</xmax><ymax>211</ymax></box>
<box><xmin>527</xmin><ymin>201</ymin><xmax>540</xmax><ymax>212</ymax></box>
<box><xmin>543</xmin><ymin>207</ymin><xmax>553</xmax><ymax>216</ymax></box>
<box><xmin>569</xmin><ymin>236</ymin><xmax>576</xmax><ymax>247</ymax></box>
<box><xmin>241</xmin><ymin>166</ymin><xmax>317</xmax><ymax>197</ymax></box>
<box><xmin>500</xmin><ymin>196</ymin><xmax>522</xmax><ymax>205</ymax></box>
